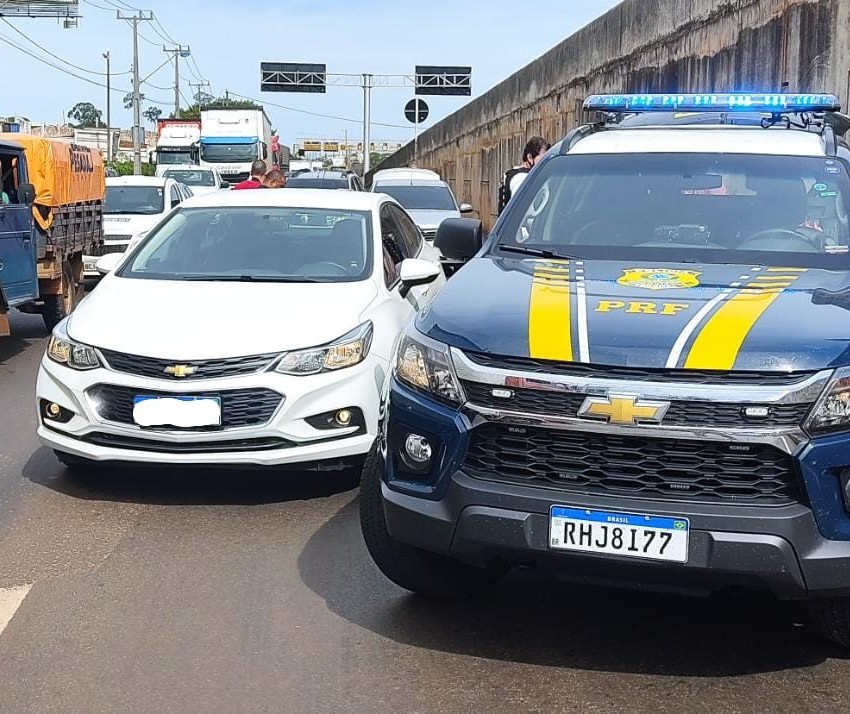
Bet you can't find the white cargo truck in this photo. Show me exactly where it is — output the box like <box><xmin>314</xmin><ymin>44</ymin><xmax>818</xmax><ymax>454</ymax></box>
<box><xmin>199</xmin><ymin>108</ymin><xmax>274</xmax><ymax>184</ymax></box>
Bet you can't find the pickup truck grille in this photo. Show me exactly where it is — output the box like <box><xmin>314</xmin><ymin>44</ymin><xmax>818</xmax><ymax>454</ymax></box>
<box><xmin>99</xmin><ymin>349</ymin><xmax>279</xmax><ymax>380</ymax></box>
<box><xmin>463</xmin><ymin>424</ymin><xmax>801</xmax><ymax>506</ymax></box>
<box><xmin>87</xmin><ymin>385</ymin><xmax>283</xmax><ymax>430</ymax></box>
<box><xmin>461</xmin><ymin>381</ymin><xmax>812</xmax><ymax>428</ymax></box>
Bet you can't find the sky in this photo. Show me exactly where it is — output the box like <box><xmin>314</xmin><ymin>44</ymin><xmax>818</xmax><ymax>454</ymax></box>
<box><xmin>0</xmin><ymin>0</ymin><xmax>623</xmax><ymax>147</ymax></box>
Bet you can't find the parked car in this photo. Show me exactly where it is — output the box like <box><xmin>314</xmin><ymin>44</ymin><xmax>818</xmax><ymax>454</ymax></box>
<box><xmin>285</xmin><ymin>170</ymin><xmax>365</xmax><ymax>191</ymax></box>
<box><xmin>38</xmin><ymin>189</ymin><xmax>446</xmax><ymax>472</ymax></box>
<box><xmin>156</xmin><ymin>165</ymin><xmax>230</xmax><ymax>196</ymax></box>
<box><xmin>371</xmin><ymin>173</ymin><xmax>473</xmax><ymax>241</ymax></box>
<box><xmin>83</xmin><ymin>176</ymin><xmax>190</xmax><ymax>281</ymax></box>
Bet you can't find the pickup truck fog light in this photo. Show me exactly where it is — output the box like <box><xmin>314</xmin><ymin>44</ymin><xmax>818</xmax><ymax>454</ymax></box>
<box><xmin>40</xmin><ymin>399</ymin><xmax>74</xmax><ymax>424</ymax></box>
<box><xmin>401</xmin><ymin>433</ymin><xmax>432</xmax><ymax>471</ymax></box>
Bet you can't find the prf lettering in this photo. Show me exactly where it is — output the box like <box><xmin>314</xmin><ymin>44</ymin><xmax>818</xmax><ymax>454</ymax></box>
<box><xmin>595</xmin><ymin>300</ymin><xmax>690</xmax><ymax>316</ymax></box>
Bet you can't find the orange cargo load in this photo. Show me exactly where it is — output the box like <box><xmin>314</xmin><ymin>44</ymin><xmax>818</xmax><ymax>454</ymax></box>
<box><xmin>0</xmin><ymin>133</ymin><xmax>105</xmax><ymax>230</ymax></box>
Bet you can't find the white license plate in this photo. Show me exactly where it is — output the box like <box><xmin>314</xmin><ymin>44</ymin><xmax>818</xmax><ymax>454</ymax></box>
<box><xmin>132</xmin><ymin>395</ymin><xmax>221</xmax><ymax>428</ymax></box>
<box><xmin>84</xmin><ymin>260</ymin><xmax>97</xmax><ymax>271</ymax></box>
<box><xmin>549</xmin><ymin>506</ymin><xmax>689</xmax><ymax>563</ymax></box>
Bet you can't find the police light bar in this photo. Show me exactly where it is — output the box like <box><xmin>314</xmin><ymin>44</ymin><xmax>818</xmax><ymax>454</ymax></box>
<box><xmin>583</xmin><ymin>93</ymin><xmax>841</xmax><ymax>113</ymax></box>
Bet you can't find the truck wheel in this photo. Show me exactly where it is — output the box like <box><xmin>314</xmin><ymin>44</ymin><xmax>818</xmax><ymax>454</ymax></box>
<box><xmin>359</xmin><ymin>445</ymin><xmax>505</xmax><ymax>598</ymax></box>
<box><xmin>808</xmin><ymin>598</ymin><xmax>850</xmax><ymax>648</ymax></box>
<box><xmin>42</xmin><ymin>262</ymin><xmax>78</xmax><ymax>331</ymax></box>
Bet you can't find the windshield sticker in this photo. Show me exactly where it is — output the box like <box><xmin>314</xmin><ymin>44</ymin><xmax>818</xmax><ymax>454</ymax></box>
<box><xmin>825</xmin><ymin>166</ymin><xmax>842</xmax><ymax>174</ymax></box>
<box><xmin>825</xmin><ymin>245</ymin><xmax>849</xmax><ymax>254</ymax></box>
<box><xmin>617</xmin><ymin>268</ymin><xmax>701</xmax><ymax>291</ymax></box>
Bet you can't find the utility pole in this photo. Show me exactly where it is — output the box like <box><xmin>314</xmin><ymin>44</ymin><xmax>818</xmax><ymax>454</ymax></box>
<box><xmin>362</xmin><ymin>73</ymin><xmax>372</xmax><ymax>175</ymax></box>
<box><xmin>189</xmin><ymin>80</ymin><xmax>211</xmax><ymax>107</ymax></box>
<box><xmin>343</xmin><ymin>128</ymin><xmax>349</xmax><ymax>169</ymax></box>
<box><xmin>163</xmin><ymin>44</ymin><xmax>190</xmax><ymax>117</ymax></box>
<box><xmin>117</xmin><ymin>10</ymin><xmax>153</xmax><ymax>175</ymax></box>
<box><xmin>103</xmin><ymin>50</ymin><xmax>111</xmax><ymax>163</ymax></box>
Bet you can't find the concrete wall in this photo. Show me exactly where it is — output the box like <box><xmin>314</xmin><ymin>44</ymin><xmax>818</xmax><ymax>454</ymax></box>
<box><xmin>371</xmin><ymin>0</ymin><xmax>850</xmax><ymax>229</ymax></box>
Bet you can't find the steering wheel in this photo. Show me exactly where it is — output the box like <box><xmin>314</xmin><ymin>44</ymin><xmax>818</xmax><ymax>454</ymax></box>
<box><xmin>294</xmin><ymin>261</ymin><xmax>351</xmax><ymax>276</ymax></box>
<box><xmin>738</xmin><ymin>228</ymin><xmax>821</xmax><ymax>251</ymax></box>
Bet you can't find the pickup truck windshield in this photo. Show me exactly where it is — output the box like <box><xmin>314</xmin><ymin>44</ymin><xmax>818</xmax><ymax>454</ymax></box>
<box><xmin>163</xmin><ymin>170</ymin><xmax>216</xmax><ymax>187</ymax></box>
<box><xmin>377</xmin><ymin>185</ymin><xmax>456</xmax><ymax>211</ymax></box>
<box><xmin>105</xmin><ymin>186</ymin><xmax>165</xmax><ymax>215</ymax></box>
<box><xmin>118</xmin><ymin>207</ymin><xmax>373</xmax><ymax>283</ymax></box>
<box><xmin>199</xmin><ymin>142</ymin><xmax>258</xmax><ymax>163</ymax></box>
<box><xmin>499</xmin><ymin>153</ymin><xmax>850</xmax><ymax>269</ymax></box>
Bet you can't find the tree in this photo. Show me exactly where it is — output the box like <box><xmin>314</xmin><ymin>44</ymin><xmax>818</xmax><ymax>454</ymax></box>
<box><xmin>123</xmin><ymin>92</ymin><xmax>145</xmax><ymax>111</ymax></box>
<box><xmin>143</xmin><ymin>106</ymin><xmax>163</xmax><ymax>124</ymax></box>
<box><xmin>176</xmin><ymin>97</ymin><xmax>262</xmax><ymax>120</ymax></box>
<box><xmin>67</xmin><ymin>102</ymin><xmax>103</xmax><ymax>128</ymax></box>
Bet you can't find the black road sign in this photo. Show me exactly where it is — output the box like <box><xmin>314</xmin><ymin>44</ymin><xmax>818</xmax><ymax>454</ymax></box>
<box><xmin>261</xmin><ymin>62</ymin><xmax>326</xmax><ymax>93</ymax></box>
<box><xmin>405</xmin><ymin>98</ymin><xmax>429</xmax><ymax>124</ymax></box>
<box><xmin>415</xmin><ymin>65</ymin><xmax>471</xmax><ymax>96</ymax></box>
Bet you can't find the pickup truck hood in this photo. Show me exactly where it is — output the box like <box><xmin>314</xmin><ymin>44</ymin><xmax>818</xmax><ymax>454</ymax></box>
<box><xmin>67</xmin><ymin>276</ymin><xmax>377</xmax><ymax>359</ymax></box>
<box><xmin>417</xmin><ymin>257</ymin><xmax>850</xmax><ymax>372</ymax></box>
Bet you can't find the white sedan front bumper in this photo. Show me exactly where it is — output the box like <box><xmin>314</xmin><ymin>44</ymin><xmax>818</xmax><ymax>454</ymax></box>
<box><xmin>36</xmin><ymin>352</ymin><xmax>385</xmax><ymax>467</ymax></box>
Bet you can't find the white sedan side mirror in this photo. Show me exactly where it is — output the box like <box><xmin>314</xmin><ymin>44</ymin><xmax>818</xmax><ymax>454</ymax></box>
<box><xmin>460</xmin><ymin>203</ymin><xmax>474</xmax><ymax>214</ymax></box>
<box><xmin>95</xmin><ymin>252</ymin><xmax>124</xmax><ymax>275</ymax></box>
<box><xmin>399</xmin><ymin>258</ymin><xmax>441</xmax><ymax>298</ymax></box>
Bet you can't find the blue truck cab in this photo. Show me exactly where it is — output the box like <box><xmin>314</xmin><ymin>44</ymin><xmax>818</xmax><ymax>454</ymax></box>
<box><xmin>0</xmin><ymin>136</ymin><xmax>104</xmax><ymax>338</ymax></box>
<box><xmin>359</xmin><ymin>93</ymin><xmax>850</xmax><ymax>648</ymax></box>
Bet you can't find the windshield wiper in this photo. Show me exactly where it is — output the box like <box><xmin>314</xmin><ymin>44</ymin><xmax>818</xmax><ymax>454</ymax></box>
<box><xmin>181</xmin><ymin>275</ymin><xmax>320</xmax><ymax>283</ymax></box>
<box><xmin>499</xmin><ymin>244</ymin><xmax>578</xmax><ymax>261</ymax></box>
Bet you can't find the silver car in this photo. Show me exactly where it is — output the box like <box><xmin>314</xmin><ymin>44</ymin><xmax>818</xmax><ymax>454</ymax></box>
<box><xmin>371</xmin><ymin>173</ymin><xmax>473</xmax><ymax>241</ymax></box>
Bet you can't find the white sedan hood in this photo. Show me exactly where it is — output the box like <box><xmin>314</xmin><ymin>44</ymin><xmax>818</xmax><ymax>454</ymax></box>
<box><xmin>67</xmin><ymin>276</ymin><xmax>378</xmax><ymax>359</ymax></box>
<box><xmin>104</xmin><ymin>214</ymin><xmax>162</xmax><ymax>238</ymax></box>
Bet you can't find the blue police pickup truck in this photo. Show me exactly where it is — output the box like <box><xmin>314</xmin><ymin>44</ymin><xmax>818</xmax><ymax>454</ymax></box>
<box><xmin>359</xmin><ymin>93</ymin><xmax>850</xmax><ymax>648</ymax></box>
<box><xmin>0</xmin><ymin>134</ymin><xmax>104</xmax><ymax>338</ymax></box>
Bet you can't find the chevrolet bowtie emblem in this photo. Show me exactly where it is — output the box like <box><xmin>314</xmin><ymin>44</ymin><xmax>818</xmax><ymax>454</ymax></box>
<box><xmin>164</xmin><ymin>364</ymin><xmax>197</xmax><ymax>378</ymax></box>
<box><xmin>578</xmin><ymin>394</ymin><xmax>670</xmax><ymax>425</ymax></box>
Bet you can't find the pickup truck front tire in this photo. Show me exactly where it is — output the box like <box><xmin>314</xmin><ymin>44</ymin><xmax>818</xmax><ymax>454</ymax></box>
<box><xmin>359</xmin><ymin>446</ymin><xmax>505</xmax><ymax>598</ymax></box>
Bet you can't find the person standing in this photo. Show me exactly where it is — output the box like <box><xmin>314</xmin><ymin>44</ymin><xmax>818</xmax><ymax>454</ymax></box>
<box><xmin>232</xmin><ymin>160</ymin><xmax>267</xmax><ymax>190</ymax></box>
<box><xmin>497</xmin><ymin>137</ymin><xmax>550</xmax><ymax>214</ymax></box>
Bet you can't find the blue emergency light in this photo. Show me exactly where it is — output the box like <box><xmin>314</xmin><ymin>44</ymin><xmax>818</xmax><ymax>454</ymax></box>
<box><xmin>583</xmin><ymin>93</ymin><xmax>841</xmax><ymax>113</ymax></box>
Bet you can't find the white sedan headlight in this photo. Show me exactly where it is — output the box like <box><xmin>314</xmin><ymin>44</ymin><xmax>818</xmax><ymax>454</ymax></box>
<box><xmin>395</xmin><ymin>328</ymin><xmax>464</xmax><ymax>405</ymax></box>
<box><xmin>275</xmin><ymin>321</ymin><xmax>373</xmax><ymax>376</ymax></box>
<box><xmin>47</xmin><ymin>320</ymin><xmax>100</xmax><ymax>370</ymax></box>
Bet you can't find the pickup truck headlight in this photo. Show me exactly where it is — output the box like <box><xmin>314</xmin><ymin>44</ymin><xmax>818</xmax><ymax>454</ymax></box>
<box><xmin>395</xmin><ymin>329</ymin><xmax>464</xmax><ymax>405</ymax></box>
<box><xmin>805</xmin><ymin>367</ymin><xmax>850</xmax><ymax>434</ymax></box>
<box><xmin>275</xmin><ymin>321</ymin><xmax>372</xmax><ymax>376</ymax></box>
<box><xmin>47</xmin><ymin>321</ymin><xmax>100</xmax><ymax>370</ymax></box>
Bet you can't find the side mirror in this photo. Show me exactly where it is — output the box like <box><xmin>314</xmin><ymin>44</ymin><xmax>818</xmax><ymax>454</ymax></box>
<box><xmin>459</xmin><ymin>203</ymin><xmax>474</xmax><ymax>214</ymax></box>
<box><xmin>434</xmin><ymin>217</ymin><xmax>483</xmax><ymax>262</ymax></box>
<box><xmin>17</xmin><ymin>182</ymin><xmax>35</xmax><ymax>206</ymax></box>
<box><xmin>95</xmin><ymin>252</ymin><xmax>124</xmax><ymax>275</ymax></box>
<box><xmin>399</xmin><ymin>258</ymin><xmax>441</xmax><ymax>298</ymax></box>
<box><xmin>221</xmin><ymin>181</ymin><xmax>230</xmax><ymax>189</ymax></box>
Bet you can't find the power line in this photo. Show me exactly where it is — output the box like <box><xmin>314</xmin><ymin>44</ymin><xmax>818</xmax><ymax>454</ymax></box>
<box><xmin>0</xmin><ymin>17</ymin><xmax>131</xmax><ymax>76</ymax></box>
<box><xmin>226</xmin><ymin>90</ymin><xmax>411</xmax><ymax>129</ymax></box>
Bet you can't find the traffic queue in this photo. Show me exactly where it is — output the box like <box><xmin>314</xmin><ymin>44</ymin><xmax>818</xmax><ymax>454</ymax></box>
<box><xmin>11</xmin><ymin>90</ymin><xmax>850</xmax><ymax>651</ymax></box>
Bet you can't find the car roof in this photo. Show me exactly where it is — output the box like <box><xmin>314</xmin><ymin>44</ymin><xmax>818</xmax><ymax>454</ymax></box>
<box><xmin>373</xmin><ymin>168</ymin><xmax>440</xmax><ymax>181</ymax></box>
<box><xmin>288</xmin><ymin>171</ymin><xmax>350</xmax><ymax>179</ymax></box>
<box><xmin>159</xmin><ymin>165</ymin><xmax>214</xmax><ymax>172</ymax></box>
<box><xmin>180</xmin><ymin>188</ymin><xmax>388</xmax><ymax>210</ymax></box>
<box><xmin>568</xmin><ymin>126</ymin><xmax>827</xmax><ymax>157</ymax></box>
<box><xmin>107</xmin><ymin>175</ymin><xmax>170</xmax><ymax>186</ymax></box>
<box><xmin>373</xmin><ymin>179</ymin><xmax>450</xmax><ymax>188</ymax></box>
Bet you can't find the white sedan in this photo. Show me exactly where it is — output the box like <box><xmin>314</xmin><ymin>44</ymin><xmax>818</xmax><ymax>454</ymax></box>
<box><xmin>36</xmin><ymin>189</ymin><xmax>446</xmax><ymax>470</ymax></box>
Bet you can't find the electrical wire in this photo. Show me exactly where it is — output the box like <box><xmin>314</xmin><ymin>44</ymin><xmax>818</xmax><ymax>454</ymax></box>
<box><xmin>0</xmin><ymin>17</ymin><xmax>131</xmax><ymax>76</ymax></box>
<box><xmin>226</xmin><ymin>90</ymin><xmax>412</xmax><ymax>129</ymax></box>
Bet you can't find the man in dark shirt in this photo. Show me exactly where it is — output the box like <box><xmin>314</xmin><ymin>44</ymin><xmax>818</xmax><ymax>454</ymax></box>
<box><xmin>232</xmin><ymin>160</ymin><xmax>267</xmax><ymax>190</ymax></box>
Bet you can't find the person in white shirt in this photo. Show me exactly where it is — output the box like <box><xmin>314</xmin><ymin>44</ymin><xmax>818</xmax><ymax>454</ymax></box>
<box><xmin>499</xmin><ymin>136</ymin><xmax>551</xmax><ymax>214</ymax></box>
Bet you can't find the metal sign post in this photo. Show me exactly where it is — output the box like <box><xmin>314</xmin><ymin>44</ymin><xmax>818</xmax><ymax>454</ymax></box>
<box><xmin>404</xmin><ymin>98</ymin><xmax>429</xmax><ymax>164</ymax></box>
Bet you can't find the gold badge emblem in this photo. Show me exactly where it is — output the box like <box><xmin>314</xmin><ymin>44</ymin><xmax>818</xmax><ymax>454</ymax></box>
<box><xmin>578</xmin><ymin>394</ymin><xmax>670</xmax><ymax>426</ymax></box>
<box><xmin>617</xmin><ymin>268</ymin><xmax>701</xmax><ymax>291</ymax></box>
<box><xmin>164</xmin><ymin>364</ymin><xmax>197</xmax><ymax>378</ymax></box>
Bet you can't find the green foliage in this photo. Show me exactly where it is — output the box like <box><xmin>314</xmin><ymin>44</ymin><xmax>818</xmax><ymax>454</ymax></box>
<box><xmin>176</xmin><ymin>97</ymin><xmax>262</xmax><ymax>120</ymax></box>
<box><xmin>108</xmin><ymin>160</ymin><xmax>155</xmax><ymax>177</ymax></box>
<box><xmin>67</xmin><ymin>102</ymin><xmax>103</xmax><ymax>128</ymax></box>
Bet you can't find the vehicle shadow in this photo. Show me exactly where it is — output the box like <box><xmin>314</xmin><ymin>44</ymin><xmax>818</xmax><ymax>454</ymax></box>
<box><xmin>298</xmin><ymin>498</ymin><xmax>846</xmax><ymax>677</ymax></box>
<box><xmin>22</xmin><ymin>445</ymin><xmax>359</xmax><ymax>507</ymax></box>
<box><xmin>0</xmin><ymin>313</ymin><xmax>47</xmax><ymax>364</ymax></box>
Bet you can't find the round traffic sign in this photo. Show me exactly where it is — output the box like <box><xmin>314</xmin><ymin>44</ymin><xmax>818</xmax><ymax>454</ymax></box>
<box><xmin>405</xmin><ymin>98</ymin><xmax>429</xmax><ymax>124</ymax></box>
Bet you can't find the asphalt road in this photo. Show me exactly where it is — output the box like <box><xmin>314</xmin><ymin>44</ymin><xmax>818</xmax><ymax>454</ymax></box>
<box><xmin>3</xmin><ymin>311</ymin><xmax>850</xmax><ymax>713</ymax></box>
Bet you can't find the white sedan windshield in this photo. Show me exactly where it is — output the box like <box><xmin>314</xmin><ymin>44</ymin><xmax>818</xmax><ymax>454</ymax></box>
<box><xmin>119</xmin><ymin>207</ymin><xmax>373</xmax><ymax>283</ymax></box>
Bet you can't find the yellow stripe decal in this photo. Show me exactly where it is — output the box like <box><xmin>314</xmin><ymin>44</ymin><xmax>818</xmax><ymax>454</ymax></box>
<box><xmin>529</xmin><ymin>262</ymin><xmax>572</xmax><ymax>361</ymax></box>
<box><xmin>684</xmin><ymin>271</ymin><xmax>805</xmax><ymax>370</ymax></box>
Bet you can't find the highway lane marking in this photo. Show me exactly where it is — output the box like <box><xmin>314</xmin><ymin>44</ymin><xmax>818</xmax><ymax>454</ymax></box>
<box><xmin>0</xmin><ymin>584</ymin><xmax>32</xmax><ymax>637</ymax></box>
